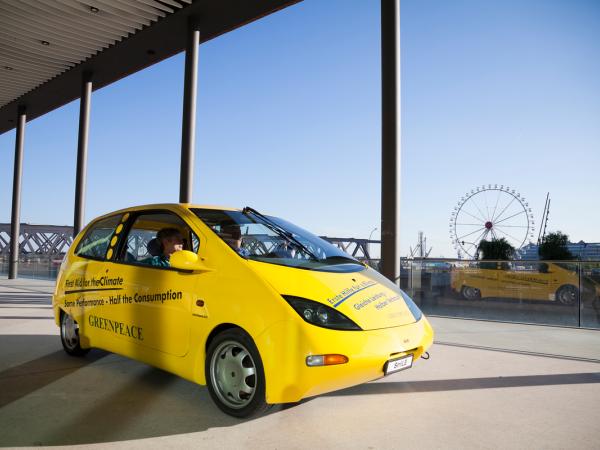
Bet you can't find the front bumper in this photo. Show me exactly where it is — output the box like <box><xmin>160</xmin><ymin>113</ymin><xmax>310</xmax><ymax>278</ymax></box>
<box><xmin>256</xmin><ymin>315</ymin><xmax>434</xmax><ymax>404</ymax></box>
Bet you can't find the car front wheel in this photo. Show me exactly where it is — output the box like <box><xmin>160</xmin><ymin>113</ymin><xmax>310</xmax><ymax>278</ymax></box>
<box><xmin>205</xmin><ymin>328</ymin><xmax>269</xmax><ymax>418</ymax></box>
<box><xmin>60</xmin><ymin>311</ymin><xmax>89</xmax><ymax>356</ymax></box>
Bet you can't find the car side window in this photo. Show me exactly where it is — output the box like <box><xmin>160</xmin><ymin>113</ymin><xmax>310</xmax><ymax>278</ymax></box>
<box><xmin>191</xmin><ymin>233</ymin><xmax>200</xmax><ymax>253</ymax></box>
<box><xmin>75</xmin><ymin>215</ymin><xmax>122</xmax><ymax>260</ymax></box>
<box><xmin>117</xmin><ymin>212</ymin><xmax>199</xmax><ymax>268</ymax></box>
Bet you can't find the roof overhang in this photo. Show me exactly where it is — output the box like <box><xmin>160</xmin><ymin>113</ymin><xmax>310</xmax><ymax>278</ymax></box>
<box><xmin>0</xmin><ymin>0</ymin><xmax>300</xmax><ymax>136</ymax></box>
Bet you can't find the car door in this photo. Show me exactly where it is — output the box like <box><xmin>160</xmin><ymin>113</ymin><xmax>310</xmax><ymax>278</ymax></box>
<box><xmin>109</xmin><ymin>210</ymin><xmax>201</xmax><ymax>358</ymax></box>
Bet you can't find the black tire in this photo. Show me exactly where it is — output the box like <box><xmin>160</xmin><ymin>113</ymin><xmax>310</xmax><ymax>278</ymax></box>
<box><xmin>60</xmin><ymin>311</ymin><xmax>90</xmax><ymax>356</ymax></box>
<box><xmin>460</xmin><ymin>285</ymin><xmax>481</xmax><ymax>301</ymax></box>
<box><xmin>556</xmin><ymin>284</ymin><xmax>579</xmax><ymax>306</ymax></box>
<box><xmin>205</xmin><ymin>328</ymin><xmax>270</xmax><ymax>418</ymax></box>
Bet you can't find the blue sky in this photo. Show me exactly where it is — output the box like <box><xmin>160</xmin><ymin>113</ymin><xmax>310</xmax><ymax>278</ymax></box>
<box><xmin>1</xmin><ymin>0</ymin><xmax>599</xmax><ymax>258</ymax></box>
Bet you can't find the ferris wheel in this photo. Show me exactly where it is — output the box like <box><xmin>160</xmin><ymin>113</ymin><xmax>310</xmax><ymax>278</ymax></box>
<box><xmin>449</xmin><ymin>185</ymin><xmax>535</xmax><ymax>258</ymax></box>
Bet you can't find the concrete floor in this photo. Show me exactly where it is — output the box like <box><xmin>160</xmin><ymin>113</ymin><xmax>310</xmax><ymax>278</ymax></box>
<box><xmin>1</xmin><ymin>277</ymin><xmax>599</xmax><ymax>449</ymax></box>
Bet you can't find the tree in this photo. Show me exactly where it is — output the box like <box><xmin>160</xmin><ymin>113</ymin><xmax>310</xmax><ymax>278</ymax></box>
<box><xmin>477</xmin><ymin>238</ymin><xmax>515</xmax><ymax>260</ymax></box>
<box><xmin>538</xmin><ymin>231</ymin><xmax>573</xmax><ymax>260</ymax></box>
<box><xmin>477</xmin><ymin>238</ymin><xmax>515</xmax><ymax>269</ymax></box>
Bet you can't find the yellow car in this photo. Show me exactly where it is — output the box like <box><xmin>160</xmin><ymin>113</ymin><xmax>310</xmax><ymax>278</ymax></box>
<box><xmin>53</xmin><ymin>204</ymin><xmax>433</xmax><ymax>417</ymax></box>
<box><xmin>451</xmin><ymin>262</ymin><xmax>583</xmax><ymax>305</ymax></box>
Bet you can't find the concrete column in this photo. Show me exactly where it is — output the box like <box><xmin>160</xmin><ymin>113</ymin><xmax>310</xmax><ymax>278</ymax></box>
<box><xmin>9</xmin><ymin>106</ymin><xmax>26</xmax><ymax>279</ymax></box>
<box><xmin>180</xmin><ymin>17</ymin><xmax>200</xmax><ymax>203</ymax></box>
<box><xmin>380</xmin><ymin>0</ymin><xmax>401</xmax><ymax>282</ymax></box>
<box><xmin>74</xmin><ymin>72</ymin><xmax>92</xmax><ymax>237</ymax></box>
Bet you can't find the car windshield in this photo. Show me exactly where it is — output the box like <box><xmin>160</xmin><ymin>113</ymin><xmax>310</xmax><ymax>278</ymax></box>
<box><xmin>192</xmin><ymin>208</ymin><xmax>365</xmax><ymax>273</ymax></box>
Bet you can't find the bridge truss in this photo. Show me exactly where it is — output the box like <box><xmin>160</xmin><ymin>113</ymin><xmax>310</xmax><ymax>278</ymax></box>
<box><xmin>0</xmin><ymin>224</ymin><xmax>379</xmax><ymax>264</ymax></box>
<box><xmin>0</xmin><ymin>224</ymin><xmax>73</xmax><ymax>255</ymax></box>
<box><xmin>322</xmin><ymin>237</ymin><xmax>379</xmax><ymax>261</ymax></box>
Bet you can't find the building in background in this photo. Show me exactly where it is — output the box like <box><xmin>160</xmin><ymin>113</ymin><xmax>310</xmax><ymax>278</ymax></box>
<box><xmin>518</xmin><ymin>242</ymin><xmax>600</xmax><ymax>260</ymax></box>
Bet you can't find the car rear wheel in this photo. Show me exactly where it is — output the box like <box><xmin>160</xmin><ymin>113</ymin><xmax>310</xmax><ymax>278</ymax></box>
<box><xmin>60</xmin><ymin>311</ymin><xmax>89</xmax><ymax>356</ymax></box>
<box><xmin>205</xmin><ymin>328</ymin><xmax>269</xmax><ymax>418</ymax></box>
<box><xmin>461</xmin><ymin>285</ymin><xmax>481</xmax><ymax>300</ymax></box>
<box><xmin>556</xmin><ymin>284</ymin><xmax>578</xmax><ymax>306</ymax></box>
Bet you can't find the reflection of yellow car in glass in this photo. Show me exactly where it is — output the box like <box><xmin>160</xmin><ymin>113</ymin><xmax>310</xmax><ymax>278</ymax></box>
<box><xmin>451</xmin><ymin>262</ymin><xmax>585</xmax><ymax>305</ymax></box>
<box><xmin>53</xmin><ymin>204</ymin><xmax>433</xmax><ymax>417</ymax></box>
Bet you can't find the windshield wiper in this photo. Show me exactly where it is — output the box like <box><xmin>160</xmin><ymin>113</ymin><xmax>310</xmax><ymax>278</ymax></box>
<box><xmin>242</xmin><ymin>206</ymin><xmax>319</xmax><ymax>260</ymax></box>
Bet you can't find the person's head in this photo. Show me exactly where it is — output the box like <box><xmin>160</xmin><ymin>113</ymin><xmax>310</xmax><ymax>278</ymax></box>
<box><xmin>156</xmin><ymin>228</ymin><xmax>184</xmax><ymax>257</ymax></box>
<box><xmin>222</xmin><ymin>224</ymin><xmax>243</xmax><ymax>249</ymax></box>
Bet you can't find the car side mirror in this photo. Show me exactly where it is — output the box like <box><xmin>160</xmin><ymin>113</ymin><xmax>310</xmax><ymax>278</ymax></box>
<box><xmin>170</xmin><ymin>250</ymin><xmax>213</xmax><ymax>273</ymax></box>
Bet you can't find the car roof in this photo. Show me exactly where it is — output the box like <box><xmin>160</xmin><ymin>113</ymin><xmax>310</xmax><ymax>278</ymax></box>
<box><xmin>110</xmin><ymin>203</ymin><xmax>238</xmax><ymax>214</ymax></box>
<box><xmin>87</xmin><ymin>203</ymin><xmax>240</xmax><ymax>224</ymax></box>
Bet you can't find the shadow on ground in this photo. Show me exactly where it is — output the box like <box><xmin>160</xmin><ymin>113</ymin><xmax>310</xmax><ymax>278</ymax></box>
<box><xmin>0</xmin><ymin>342</ymin><xmax>108</xmax><ymax>408</ymax></box>
<box><xmin>327</xmin><ymin>372</ymin><xmax>600</xmax><ymax>397</ymax></box>
<box><xmin>3</xmin><ymin>334</ymin><xmax>600</xmax><ymax>446</ymax></box>
<box><xmin>0</xmin><ymin>335</ymin><xmax>264</xmax><ymax>446</ymax></box>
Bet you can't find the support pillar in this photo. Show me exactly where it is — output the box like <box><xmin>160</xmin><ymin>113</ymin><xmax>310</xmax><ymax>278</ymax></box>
<box><xmin>74</xmin><ymin>72</ymin><xmax>92</xmax><ymax>237</ymax></box>
<box><xmin>180</xmin><ymin>17</ymin><xmax>200</xmax><ymax>203</ymax></box>
<box><xmin>380</xmin><ymin>0</ymin><xmax>401</xmax><ymax>282</ymax></box>
<box><xmin>9</xmin><ymin>106</ymin><xmax>26</xmax><ymax>279</ymax></box>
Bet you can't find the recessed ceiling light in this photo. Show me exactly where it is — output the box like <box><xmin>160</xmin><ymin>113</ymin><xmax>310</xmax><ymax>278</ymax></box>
<box><xmin>41</xmin><ymin>40</ymin><xmax>50</xmax><ymax>46</ymax></box>
<box><xmin>90</xmin><ymin>6</ymin><xmax>99</xmax><ymax>13</ymax></box>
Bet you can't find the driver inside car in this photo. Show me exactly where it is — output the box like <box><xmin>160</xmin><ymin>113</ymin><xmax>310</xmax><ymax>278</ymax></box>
<box><xmin>143</xmin><ymin>227</ymin><xmax>184</xmax><ymax>267</ymax></box>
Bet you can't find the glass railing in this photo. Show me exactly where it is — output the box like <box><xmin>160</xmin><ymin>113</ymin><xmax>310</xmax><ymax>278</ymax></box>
<box><xmin>3</xmin><ymin>252</ymin><xmax>599</xmax><ymax>329</ymax></box>
<box><xmin>398</xmin><ymin>259</ymin><xmax>600</xmax><ymax>329</ymax></box>
<box><xmin>0</xmin><ymin>254</ymin><xmax>64</xmax><ymax>280</ymax></box>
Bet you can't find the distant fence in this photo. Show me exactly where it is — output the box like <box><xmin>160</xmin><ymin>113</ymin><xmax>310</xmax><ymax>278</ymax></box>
<box><xmin>0</xmin><ymin>254</ymin><xmax>64</xmax><ymax>280</ymax></box>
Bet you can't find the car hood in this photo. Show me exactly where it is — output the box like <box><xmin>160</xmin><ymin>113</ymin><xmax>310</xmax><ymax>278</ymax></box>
<box><xmin>248</xmin><ymin>261</ymin><xmax>419</xmax><ymax>330</ymax></box>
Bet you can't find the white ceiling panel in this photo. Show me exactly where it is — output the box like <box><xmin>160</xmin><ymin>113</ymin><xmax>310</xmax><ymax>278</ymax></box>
<box><xmin>0</xmin><ymin>0</ymin><xmax>187</xmax><ymax>107</ymax></box>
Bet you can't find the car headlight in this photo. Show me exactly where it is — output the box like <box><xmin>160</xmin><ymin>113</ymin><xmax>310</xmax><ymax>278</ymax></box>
<box><xmin>400</xmin><ymin>290</ymin><xmax>423</xmax><ymax>321</ymax></box>
<box><xmin>282</xmin><ymin>295</ymin><xmax>362</xmax><ymax>331</ymax></box>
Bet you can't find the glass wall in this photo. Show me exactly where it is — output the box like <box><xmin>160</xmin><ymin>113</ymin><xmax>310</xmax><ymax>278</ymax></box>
<box><xmin>400</xmin><ymin>259</ymin><xmax>600</xmax><ymax>330</ymax></box>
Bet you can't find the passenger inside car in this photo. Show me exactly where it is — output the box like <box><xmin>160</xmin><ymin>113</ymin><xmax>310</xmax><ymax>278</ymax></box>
<box><xmin>220</xmin><ymin>223</ymin><xmax>250</xmax><ymax>257</ymax></box>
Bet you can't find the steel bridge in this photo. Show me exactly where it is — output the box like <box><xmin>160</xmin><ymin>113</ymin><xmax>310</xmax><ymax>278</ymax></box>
<box><xmin>0</xmin><ymin>223</ymin><xmax>378</xmax><ymax>264</ymax></box>
<box><xmin>0</xmin><ymin>224</ymin><xmax>73</xmax><ymax>255</ymax></box>
<box><xmin>322</xmin><ymin>237</ymin><xmax>379</xmax><ymax>260</ymax></box>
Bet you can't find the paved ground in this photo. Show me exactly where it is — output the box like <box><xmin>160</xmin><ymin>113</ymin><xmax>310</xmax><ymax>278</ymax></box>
<box><xmin>1</xmin><ymin>277</ymin><xmax>600</xmax><ymax>449</ymax></box>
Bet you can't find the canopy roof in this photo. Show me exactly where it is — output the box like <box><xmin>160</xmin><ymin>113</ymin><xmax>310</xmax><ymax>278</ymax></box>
<box><xmin>0</xmin><ymin>0</ymin><xmax>299</xmax><ymax>135</ymax></box>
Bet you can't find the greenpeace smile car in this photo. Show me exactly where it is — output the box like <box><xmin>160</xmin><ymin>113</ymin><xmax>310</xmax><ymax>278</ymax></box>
<box><xmin>451</xmin><ymin>262</ymin><xmax>597</xmax><ymax>305</ymax></box>
<box><xmin>53</xmin><ymin>204</ymin><xmax>434</xmax><ymax>417</ymax></box>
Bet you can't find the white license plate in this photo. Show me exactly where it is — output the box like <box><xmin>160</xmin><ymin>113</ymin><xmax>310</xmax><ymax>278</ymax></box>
<box><xmin>384</xmin><ymin>354</ymin><xmax>413</xmax><ymax>375</ymax></box>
